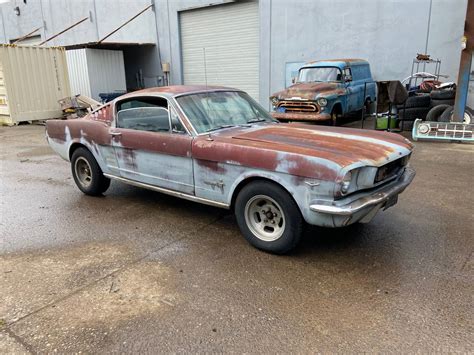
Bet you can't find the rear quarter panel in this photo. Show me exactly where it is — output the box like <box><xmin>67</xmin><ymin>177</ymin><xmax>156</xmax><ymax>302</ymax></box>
<box><xmin>46</xmin><ymin>117</ymin><xmax>117</xmax><ymax>175</ymax></box>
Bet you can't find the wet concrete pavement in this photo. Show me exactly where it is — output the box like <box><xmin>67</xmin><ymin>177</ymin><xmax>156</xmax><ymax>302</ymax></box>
<box><xmin>0</xmin><ymin>124</ymin><xmax>473</xmax><ymax>353</ymax></box>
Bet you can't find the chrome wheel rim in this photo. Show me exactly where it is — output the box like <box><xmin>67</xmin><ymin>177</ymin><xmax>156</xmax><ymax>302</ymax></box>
<box><xmin>244</xmin><ymin>195</ymin><xmax>285</xmax><ymax>242</ymax></box>
<box><xmin>74</xmin><ymin>157</ymin><xmax>92</xmax><ymax>187</ymax></box>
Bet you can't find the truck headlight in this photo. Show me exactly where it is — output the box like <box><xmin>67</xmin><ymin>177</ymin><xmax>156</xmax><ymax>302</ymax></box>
<box><xmin>340</xmin><ymin>171</ymin><xmax>352</xmax><ymax>194</ymax></box>
<box><xmin>317</xmin><ymin>98</ymin><xmax>328</xmax><ymax>107</ymax></box>
<box><xmin>270</xmin><ymin>96</ymin><xmax>279</xmax><ymax>105</ymax></box>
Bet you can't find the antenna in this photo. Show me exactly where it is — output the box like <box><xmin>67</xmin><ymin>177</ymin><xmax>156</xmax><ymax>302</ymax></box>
<box><xmin>203</xmin><ymin>47</ymin><xmax>214</xmax><ymax>134</ymax></box>
<box><xmin>203</xmin><ymin>47</ymin><xmax>208</xmax><ymax>89</ymax></box>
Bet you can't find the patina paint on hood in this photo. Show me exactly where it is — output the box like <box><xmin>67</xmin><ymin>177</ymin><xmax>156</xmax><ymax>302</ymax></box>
<box><xmin>272</xmin><ymin>82</ymin><xmax>345</xmax><ymax>101</ymax></box>
<box><xmin>192</xmin><ymin>123</ymin><xmax>413</xmax><ymax>180</ymax></box>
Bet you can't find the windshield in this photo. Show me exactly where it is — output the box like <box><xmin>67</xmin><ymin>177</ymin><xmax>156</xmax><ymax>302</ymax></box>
<box><xmin>176</xmin><ymin>91</ymin><xmax>275</xmax><ymax>134</ymax></box>
<box><xmin>298</xmin><ymin>67</ymin><xmax>342</xmax><ymax>83</ymax></box>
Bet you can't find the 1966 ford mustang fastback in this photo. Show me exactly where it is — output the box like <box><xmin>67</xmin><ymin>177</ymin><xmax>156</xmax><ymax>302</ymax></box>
<box><xmin>46</xmin><ymin>85</ymin><xmax>415</xmax><ymax>254</ymax></box>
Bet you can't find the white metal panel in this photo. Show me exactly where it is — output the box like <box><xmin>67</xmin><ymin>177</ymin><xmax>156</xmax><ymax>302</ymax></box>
<box><xmin>66</xmin><ymin>49</ymin><xmax>92</xmax><ymax>98</ymax></box>
<box><xmin>0</xmin><ymin>62</ymin><xmax>9</xmax><ymax>116</ymax></box>
<box><xmin>0</xmin><ymin>45</ymin><xmax>70</xmax><ymax>125</ymax></box>
<box><xmin>86</xmin><ymin>49</ymin><xmax>127</xmax><ymax>101</ymax></box>
<box><xmin>180</xmin><ymin>1</ymin><xmax>259</xmax><ymax>101</ymax></box>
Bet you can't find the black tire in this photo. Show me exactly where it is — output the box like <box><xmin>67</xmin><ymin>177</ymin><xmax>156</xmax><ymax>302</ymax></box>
<box><xmin>398</xmin><ymin>119</ymin><xmax>414</xmax><ymax>131</ymax></box>
<box><xmin>431</xmin><ymin>89</ymin><xmax>456</xmax><ymax>100</ymax></box>
<box><xmin>430</xmin><ymin>98</ymin><xmax>455</xmax><ymax>107</ymax></box>
<box><xmin>400</xmin><ymin>94</ymin><xmax>431</xmax><ymax>109</ymax></box>
<box><xmin>439</xmin><ymin>105</ymin><xmax>473</xmax><ymax>124</ymax></box>
<box><xmin>426</xmin><ymin>104</ymin><xmax>451</xmax><ymax>122</ymax></box>
<box><xmin>235</xmin><ymin>181</ymin><xmax>303</xmax><ymax>254</ymax></box>
<box><xmin>398</xmin><ymin>106</ymin><xmax>430</xmax><ymax>121</ymax></box>
<box><xmin>71</xmin><ymin>147</ymin><xmax>110</xmax><ymax>196</ymax></box>
<box><xmin>331</xmin><ymin>110</ymin><xmax>341</xmax><ymax>126</ymax></box>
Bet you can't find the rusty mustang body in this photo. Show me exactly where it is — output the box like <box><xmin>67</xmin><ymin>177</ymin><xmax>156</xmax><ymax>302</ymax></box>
<box><xmin>46</xmin><ymin>85</ymin><xmax>415</xmax><ymax>254</ymax></box>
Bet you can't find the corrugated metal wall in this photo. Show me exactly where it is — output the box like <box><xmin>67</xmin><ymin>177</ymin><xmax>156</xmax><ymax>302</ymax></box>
<box><xmin>66</xmin><ymin>49</ymin><xmax>91</xmax><ymax>98</ymax></box>
<box><xmin>66</xmin><ymin>48</ymin><xmax>126</xmax><ymax>101</ymax></box>
<box><xmin>0</xmin><ymin>45</ymin><xmax>70</xmax><ymax>125</ymax></box>
<box><xmin>86</xmin><ymin>49</ymin><xmax>126</xmax><ymax>100</ymax></box>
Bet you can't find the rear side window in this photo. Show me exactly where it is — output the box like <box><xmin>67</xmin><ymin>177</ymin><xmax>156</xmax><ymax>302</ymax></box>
<box><xmin>116</xmin><ymin>97</ymin><xmax>170</xmax><ymax>132</ymax></box>
<box><xmin>117</xmin><ymin>107</ymin><xmax>170</xmax><ymax>132</ymax></box>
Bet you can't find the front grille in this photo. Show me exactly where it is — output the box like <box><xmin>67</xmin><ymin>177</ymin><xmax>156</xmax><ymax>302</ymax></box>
<box><xmin>277</xmin><ymin>101</ymin><xmax>318</xmax><ymax>112</ymax></box>
<box><xmin>375</xmin><ymin>158</ymin><xmax>405</xmax><ymax>183</ymax></box>
<box><xmin>415</xmin><ymin>121</ymin><xmax>474</xmax><ymax>140</ymax></box>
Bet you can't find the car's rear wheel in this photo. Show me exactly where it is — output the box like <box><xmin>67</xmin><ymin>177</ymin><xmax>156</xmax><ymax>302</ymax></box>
<box><xmin>71</xmin><ymin>147</ymin><xmax>110</xmax><ymax>196</ymax></box>
<box><xmin>235</xmin><ymin>181</ymin><xmax>303</xmax><ymax>254</ymax></box>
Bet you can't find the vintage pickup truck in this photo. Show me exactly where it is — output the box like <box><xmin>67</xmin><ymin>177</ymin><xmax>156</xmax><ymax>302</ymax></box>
<box><xmin>46</xmin><ymin>85</ymin><xmax>415</xmax><ymax>254</ymax></box>
<box><xmin>270</xmin><ymin>59</ymin><xmax>376</xmax><ymax>124</ymax></box>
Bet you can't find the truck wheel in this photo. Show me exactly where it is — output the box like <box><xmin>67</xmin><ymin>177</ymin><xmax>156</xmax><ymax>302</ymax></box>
<box><xmin>71</xmin><ymin>147</ymin><xmax>110</xmax><ymax>196</ymax></box>
<box><xmin>235</xmin><ymin>181</ymin><xmax>303</xmax><ymax>254</ymax></box>
<box><xmin>439</xmin><ymin>106</ymin><xmax>473</xmax><ymax>124</ymax></box>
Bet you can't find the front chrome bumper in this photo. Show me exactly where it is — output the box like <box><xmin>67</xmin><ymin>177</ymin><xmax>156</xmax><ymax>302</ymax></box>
<box><xmin>271</xmin><ymin>111</ymin><xmax>331</xmax><ymax>122</ymax></box>
<box><xmin>309</xmin><ymin>167</ymin><xmax>416</xmax><ymax>216</ymax></box>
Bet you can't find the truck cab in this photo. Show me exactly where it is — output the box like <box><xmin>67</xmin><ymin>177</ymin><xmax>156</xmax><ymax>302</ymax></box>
<box><xmin>270</xmin><ymin>59</ymin><xmax>376</xmax><ymax>124</ymax></box>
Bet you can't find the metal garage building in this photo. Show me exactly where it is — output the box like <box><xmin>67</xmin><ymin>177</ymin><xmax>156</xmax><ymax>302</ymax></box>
<box><xmin>0</xmin><ymin>0</ymin><xmax>470</xmax><ymax>108</ymax></box>
<box><xmin>180</xmin><ymin>1</ymin><xmax>259</xmax><ymax>100</ymax></box>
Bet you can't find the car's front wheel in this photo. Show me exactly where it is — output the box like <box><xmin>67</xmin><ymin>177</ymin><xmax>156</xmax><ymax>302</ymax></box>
<box><xmin>71</xmin><ymin>147</ymin><xmax>110</xmax><ymax>196</ymax></box>
<box><xmin>235</xmin><ymin>181</ymin><xmax>303</xmax><ymax>254</ymax></box>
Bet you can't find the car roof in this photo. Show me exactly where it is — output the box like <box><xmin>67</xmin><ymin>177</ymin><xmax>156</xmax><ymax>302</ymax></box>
<box><xmin>301</xmin><ymin>58</ymin><xmax>368</xmax><ymax>69</ymax></box>
<box><xmin>117</xmin><ymin>85</ymin><xmax>240</xmax><ymax>100</ymax></box>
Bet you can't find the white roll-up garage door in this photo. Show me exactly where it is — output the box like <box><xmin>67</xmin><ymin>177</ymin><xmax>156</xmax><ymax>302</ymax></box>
<box><xmin>180</xmin><ymin>1</ymin><xmax>259</xmax><ymax>101</ymax></box>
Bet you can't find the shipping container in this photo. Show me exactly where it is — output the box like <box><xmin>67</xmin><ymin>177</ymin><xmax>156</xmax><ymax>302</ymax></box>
<box><xmin>66</xmin><ymin>48</ymin><xmax>127</xmax><ymax>102</ymax></box>
<box><xmin>0</xmin><ymin>44</ymin><xmax>70</xmax><ymax>126</ymax></box>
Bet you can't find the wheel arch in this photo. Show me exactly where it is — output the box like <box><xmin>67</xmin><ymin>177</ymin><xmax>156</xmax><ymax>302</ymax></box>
<box><xmin>229</xmin><ymin>175</ymin><xmax>300</xmax><ymax>212</ymax></box>
<box><xmin>331</xmin><ymin>101</ymin><xmax>343</xmax><ymax>115</ymax></box>
<box><xmin>68</xmin><ymin>142</ymin><xmax>89</xmax><ymax>160</ymax></box>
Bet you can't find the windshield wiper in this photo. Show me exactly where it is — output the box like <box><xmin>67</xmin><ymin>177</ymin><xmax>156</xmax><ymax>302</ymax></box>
<box><xmin>205</xmin><ymin>124</ymin><xmax>236</xmax><ymax>133</ymax></box>
<box><xmin>247</xmin><ymin>118</ymin><xmax>267</xmax><ymax>124</ymax></box>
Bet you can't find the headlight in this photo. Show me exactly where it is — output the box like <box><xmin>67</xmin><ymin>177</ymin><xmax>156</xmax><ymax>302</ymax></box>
<box><xmin>270</xmin><ymin>96</ymin><xmax>279</xmax><ymax>105</ymax></box>
<box><xmin>340</xmin><ymin>171</ymin><xmax>352</xmax><ymax>194</ymax></box>
<box><xmin>317</xmin><ymin>98</ymin><xmax>328</xmax><ymax>107</ymax></box>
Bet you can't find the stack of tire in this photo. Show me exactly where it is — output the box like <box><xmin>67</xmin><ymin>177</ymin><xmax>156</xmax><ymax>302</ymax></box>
<box><xmin>426</xmin><ymin>87</ymin><xmax>473</xmax><ymax>124</ymax></box>
<box><xmin>397</xmin><ymin>93</ymin><xmax>431</xmax><ymax>130</ymax></box>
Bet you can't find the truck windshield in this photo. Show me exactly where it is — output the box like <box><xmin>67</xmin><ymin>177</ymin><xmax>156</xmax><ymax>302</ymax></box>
<box><xmin>176</xmin><ymin>91</ymin><xmax>275</xmax><ymax>134</ymax></box>
<box><xmin>298</xmin><ymin>67</ymin><xmax>342</xmax><ymax>83</ymax></box>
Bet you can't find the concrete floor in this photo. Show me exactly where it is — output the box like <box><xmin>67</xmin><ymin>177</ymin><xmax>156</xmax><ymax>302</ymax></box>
<box><xmin>0</xmin><ymin>124</ymin><xmax>472</xmax><ymax>353</ymax></box>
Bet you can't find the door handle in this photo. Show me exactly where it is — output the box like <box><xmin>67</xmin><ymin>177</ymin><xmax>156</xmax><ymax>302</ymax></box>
<box><xmin>109</xmin><ymin>131</ymin><xmax>122</xmax><ymax>137</ymax></box>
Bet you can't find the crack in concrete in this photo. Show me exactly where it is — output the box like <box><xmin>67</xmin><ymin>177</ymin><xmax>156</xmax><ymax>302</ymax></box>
<box><xmin>5</xmin><ymin>215</ymin><xmax>225</xmax><ymax>334</ymax></box>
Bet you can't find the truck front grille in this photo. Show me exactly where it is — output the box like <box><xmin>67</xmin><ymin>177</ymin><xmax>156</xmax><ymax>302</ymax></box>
<box><xmin>277</xmin><ymin>101</ymin><xmax>318</xmax><ymax>112</ymax></box>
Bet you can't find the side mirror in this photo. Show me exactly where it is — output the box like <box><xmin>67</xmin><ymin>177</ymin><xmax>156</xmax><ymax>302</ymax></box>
<box><xmin>344</xmin><ymin>75</ymin><xmax>352</xmax><ymax>82</ymax></box>
<box><xmin>291</xmin><ymin>77</ymin><xmax>297</xmax><ymax>84</ymax></box>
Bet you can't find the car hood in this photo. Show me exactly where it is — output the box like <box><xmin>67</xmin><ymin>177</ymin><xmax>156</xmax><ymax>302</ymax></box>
<box><xmin>193</xmin><ymin>124</ymin><xmax>413</xmax><ymax>180</ymax></box>
<box><xmin>272</xmin><ymin>82</ymin><xmax>345</xmax><ymax>100</ymax></box>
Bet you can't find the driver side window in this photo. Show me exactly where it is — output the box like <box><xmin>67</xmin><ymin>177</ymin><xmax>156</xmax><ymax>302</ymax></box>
<box><xmin>116</xmin><ymin>97</ymin><xmax>170</xmax><ymax>133</ymax></box>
